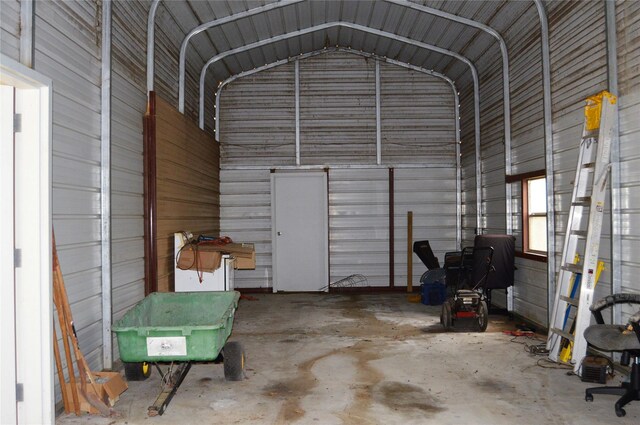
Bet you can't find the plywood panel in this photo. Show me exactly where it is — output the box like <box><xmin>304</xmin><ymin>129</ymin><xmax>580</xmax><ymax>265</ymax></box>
<box><xmin>154</xmin><ymin>97</ymin><xmax>220</xmax><ymax>292</ymax></box>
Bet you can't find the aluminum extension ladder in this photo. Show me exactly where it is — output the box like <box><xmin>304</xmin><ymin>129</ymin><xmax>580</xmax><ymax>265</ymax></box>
<box><xmin>546</xmin><ymin>91</ymin><xmax>617</xmax><ymax>375</ymax></box>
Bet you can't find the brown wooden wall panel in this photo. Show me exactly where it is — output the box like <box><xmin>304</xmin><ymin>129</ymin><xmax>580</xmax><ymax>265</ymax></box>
<box><xmin>154</xmin><ymin>97</ymin><xmax>220</xmax><ymax>292</ymax></box>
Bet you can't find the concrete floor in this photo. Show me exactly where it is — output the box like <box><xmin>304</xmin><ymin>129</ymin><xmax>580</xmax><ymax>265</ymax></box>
<box><xmin>58</xmin><ymin>293</ymin><xmax>638</xmax><ymax>424</ymax></box>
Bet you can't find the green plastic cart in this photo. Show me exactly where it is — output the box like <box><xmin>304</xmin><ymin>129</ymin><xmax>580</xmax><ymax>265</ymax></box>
<box><xmin>113</xmin><ymin>291</ymin><xmax>244</xmax><ymax>416</ymax></box>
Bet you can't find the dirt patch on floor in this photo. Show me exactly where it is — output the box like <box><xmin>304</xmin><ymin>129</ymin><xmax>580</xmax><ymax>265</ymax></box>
<box><xmin>264</xmin><ymin>339</ymin><xmax>385</xmax><ymax>424</ymax></box>
<box><xmin>254</xmin><ymin>295</ymin><xmax>465</xmax><ymax>422</ymax></box>
<box><xmin>329</xmin><ymin>295</ymin><xmax>428</xmax><ymax>341</ymax></box>
<box><xmin>198</xmin><ymin>377</ymin><xmax>213</xmax><ymax>386</ymax></box>
<box><xmin>374</xmin><ymin>381</ymin><xmax>445</xmax><ymax>414</ymax></box>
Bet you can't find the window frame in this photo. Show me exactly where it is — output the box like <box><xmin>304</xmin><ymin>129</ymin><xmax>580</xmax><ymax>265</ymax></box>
<box><xmin>506</xmin><ymin>169</ymin><xmax>548</xmax><ymax>262</ymax></box>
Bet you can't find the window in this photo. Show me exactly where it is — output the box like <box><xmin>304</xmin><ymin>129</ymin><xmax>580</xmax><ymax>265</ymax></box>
<box><xmin>523</xmin><ymin>176</ymin><xmax>547</xmax><ymax>254</ymax></box>
<box><xmin>506</xmin><ymin>170</ymin><xmax>548</xmax><ymax>261</ymax></box>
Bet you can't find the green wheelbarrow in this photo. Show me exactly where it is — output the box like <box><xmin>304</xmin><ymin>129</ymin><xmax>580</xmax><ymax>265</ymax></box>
<box><xmin>112</xmin><ymin>291</ymin><xmax>244</xmax><ymax>416</ymax></box>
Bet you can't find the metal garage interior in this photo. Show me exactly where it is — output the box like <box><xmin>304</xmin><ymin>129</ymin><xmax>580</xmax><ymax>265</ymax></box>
<box><xmin>1</xmin><ymin>0</ymin><xmax>640</xmax><ymax>423</ymax></box>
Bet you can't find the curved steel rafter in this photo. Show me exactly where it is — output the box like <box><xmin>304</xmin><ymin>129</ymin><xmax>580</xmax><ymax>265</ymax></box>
<box><xmin>178</xmin><ymin>0</ymin><xmax>304</xmax><ymax>112</ymax></box>
<box><xmin>213</xmin><ymin>46</ymin><xmax>463</xmax><ymax>248</ymax></box>
<box><xmin>146</xmin><ymin>0</ymin><xmax>161</xmax><ymax>94</ymax></box>
<box><xmin>147</xmin><ymin>0</ymin><xmax>519</xmax><ymax>236</ymax></box>
<box><xmin>198</xmin><ymin>23</ymin><xmax>480</xmax><ymax>226</ymax></box>
<box><xmin>387</xmin><ymin>0</ymin><xmax>512</xmax><ymax>234</ymax></box>
<box><xmin>145</xmin><ymin>0</ymin><xmax>540</xmax><ymax>249</ymax></box>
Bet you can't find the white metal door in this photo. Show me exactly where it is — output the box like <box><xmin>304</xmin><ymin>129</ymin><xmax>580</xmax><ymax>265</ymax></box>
<box><xmin>272</xmin><ymin>172</ymin><xmax>328</xmax><ymax>291</ymax></box>
<box><xmin>0</xmin><ymin>56</ymin><xmax>53</xmax><ymax>424</ymax></box>
<box><xmin>0</xmin><ymin>84</ymin><xmax>18</xmax><ymax>425</ymax></box>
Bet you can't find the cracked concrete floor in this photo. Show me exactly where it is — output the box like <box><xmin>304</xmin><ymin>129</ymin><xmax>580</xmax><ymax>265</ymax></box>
<box><xmin>57</xmin><ymin>293</ymin><xmax>638</xmax><ymax>424</ymax></box>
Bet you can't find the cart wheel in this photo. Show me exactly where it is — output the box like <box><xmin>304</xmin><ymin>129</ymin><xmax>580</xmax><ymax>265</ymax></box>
<box><xmin>441</xmin><ymin>301</ymin><xmax>453</xmax><ymax>330</ymax></box>
<box><xmin>476</xmin><ymin>300</ymin><xmax>489</xmax><ymax>332</ymax></box>
<box><xmin>223</xmin><ymin>341</ymin><xmax>245</xmax><ymax>381</ymax></box>
<box><xmin>124</xmin><ymin>362</ymin><xmax>151</xmax><ymax>381</ymax></box>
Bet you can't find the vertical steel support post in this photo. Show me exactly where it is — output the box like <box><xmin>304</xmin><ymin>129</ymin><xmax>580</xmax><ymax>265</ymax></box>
<box><xmin>535</xmin><ymin>0</ymin><xmax>556</xmax><ymax>325</ymax></box>
<box><xmin>295</xmin><ymin>60</ymin><xmax>301</xmax><ymax>166</ymax></box>
<box><xmin>19</xmin><ymin>0</ymin><xmax>34</xmax><ymax>68</ymax></box>
<box><xmin>389</xmin><ymin>168</ymin><xmax>395</xmax><ymax>288</ymax></box>
<box><xmin>473</xmin><ymin>72</ymin><xmax>481</xmax><ymax>235</ymax></box>
<box><xmin>453</xmin><ymin>88</ymin><xmax>461</xmax><ymax>249</ymax></box>
<box><xmin>100</xmin><ymin>0</ymin><xmax>113</xmax><ymax>370</ymax></box>
<box><xmin>376</xmin><ymin>60</ymin><xmax>382</xmax><ymax>165</ymax></box>
<box><xmin>407</xmin><ymin>211</ymin><xmax>413</xmax><ymax>292</ymax></box>
<box><xmin>606</xmin><ymin>0</ymin><xmax>621</xmax><ymax>324</ymax></box>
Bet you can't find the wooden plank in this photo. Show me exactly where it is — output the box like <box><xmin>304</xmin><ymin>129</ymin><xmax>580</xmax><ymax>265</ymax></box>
<box><xmin>153</xmin><ymin>96</ymin><xmax>221</xmax><ymax>292</ymax></box>
<box><xmin>156</xmin><ymin>140</ymin><xmax>219</xmax><ymax>175</ymax></box>
<box><xmin>156</xmin><ymin>160</ymin><xmax>220</xmax><ymax>189</ymax></box>
<box><xmin>157</xmin><ymin>180</ymin><xmax>220</xmax><ymax>204</ymax></box>
<box><xmin>157</xmin><ymin>200</ymin><xmax>220</xmax><ymax>218</ymax></box>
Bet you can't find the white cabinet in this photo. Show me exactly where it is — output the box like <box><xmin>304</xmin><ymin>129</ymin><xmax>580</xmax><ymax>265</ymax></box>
<box><xmin>173</xmin><ymin>233</ymin><xmax>235</xmax><ymax>292</ymax></box>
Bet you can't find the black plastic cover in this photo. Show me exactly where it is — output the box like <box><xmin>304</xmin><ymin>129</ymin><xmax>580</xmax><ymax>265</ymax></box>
<box><xmin>474</xmin><ymin>234</ymin><xmax>515</xmax><ymax>289</ymax></box>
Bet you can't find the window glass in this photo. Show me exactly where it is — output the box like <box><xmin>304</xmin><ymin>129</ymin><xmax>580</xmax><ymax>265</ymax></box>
<box><xmin>528</xmin><ymin>178</ymin><xmax>547</xmax><ymax>214</ymax></box>
<box><xmin>527</xmin><ymin>177</ymin><xmax>547</xmax><ymax>253</ymax></box>
<box><xmin>528</xmin><ymin>216</ymin><xmax>547</xmax><ymax>252</ymax></box>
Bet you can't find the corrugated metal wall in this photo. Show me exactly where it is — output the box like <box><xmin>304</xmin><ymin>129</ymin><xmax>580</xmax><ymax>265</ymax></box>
<box><xmin>220</xmin><ymin>169</ymin><xmax>273</xmax><ymax>288</ymax></box>
<box><xmin>456</xmin><ymin>2</ymin><xmax>548</xmax><ymax>317</ymax></box>
<box><xmin>616</xmin><ymin>0</ymin><xmax>640</xmax><ymax>317</ymax></box>
<box><xmin>299</xmin><ymin>52</ymin><xmax>377</xmax><ymax>165</ymax></box>
<box><xmin>330</xmin><ymin>169</ymin><xmax>390</xmax><ymax>287</ymax></box>
<box><xmin>0</xmin><ymin>0</ymin><xmax>20</xmax><ymax>60</ymax></box>
<box><xmin>220</xmin><ymin>64</ymin><xmax>296</xmax><ymax>166</ymax></box>
<box><xmin>219</xmin><ymin>51</ymin><xmax>457</xmax><ymax>289</ymax></box>
<box><xmin>548</xmin><ymin>1</ymin><xmax>611</xmax><ymax>316</ymax></box>
<box><xmin>30</xmin><ymin>0</ymin><xmax>103</xmax><ymax>399</ymax></box>
<box><xmin>111</xmin><ymin>0</ymin><xmax>147</xmax><ymax>347</ymax></box>
<box><xmin>456</xmin><ymin>1</ymin><xmax>621</xmax><ymax>327</ymax></box>
<box><xmin>501</xmin><ymin>3</ymin><xmax>547</xmax><ymax>322</ymax></box>
<box><xmin>394</xmin><ymin>168</ymin><xmax>458</xmax><ymax>286</ymax></box>
<box><xmin>380</xmin><ymin>63</ymin><xmax>456</xmax><ymax>166</ymax></box>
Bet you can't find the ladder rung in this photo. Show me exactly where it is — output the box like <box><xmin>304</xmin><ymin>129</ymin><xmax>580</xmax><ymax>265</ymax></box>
<box><xmin>572</xmin><ymin>197</ymin><xmax>591</xmax><ymax>206</ymax></box>
<box><xmin>570</xmin><ymin>230</ymin><xmax>588</xmax><ymax>238</ymax></box>
<box><xmin>562</xmin><ymin>263</ymin><xmax>583</xmax><ymax>274</ymax></box>
<box><xmin>550</xmin><ymin>327</ymin><xmax>574</xmax><ymax>341</ymax></box>
<box><xmin>559</xmin><ymin>295</ymin><xmax>578</xmax><ymax>306</ymax></box>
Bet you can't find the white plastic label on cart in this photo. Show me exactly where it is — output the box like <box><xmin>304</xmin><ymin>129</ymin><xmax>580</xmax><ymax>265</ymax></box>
<box><xmin>146</xmin><ymin>336</ymin><xmax>187</xmax><ymax>356</ymax></box>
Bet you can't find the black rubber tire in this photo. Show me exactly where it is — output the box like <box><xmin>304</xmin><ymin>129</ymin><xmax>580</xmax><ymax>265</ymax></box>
<box><xmin>476</xmin><ymin>300</ymin><xmax>489</xmax><ymax>332</ymax></box>
<box><xmin>124</xmin><ymin>362</ymin><xmax>151</xmax><ymax>381</ymax></box>
<box><xmin>442</xmin><ymin>301</ymin><xmax>453</xmax><ymax>330</ymax></box>
<box><xmin>223</xmin><ymin>341</ymin><xmax>245</xmax><ymax>381</ymax></box>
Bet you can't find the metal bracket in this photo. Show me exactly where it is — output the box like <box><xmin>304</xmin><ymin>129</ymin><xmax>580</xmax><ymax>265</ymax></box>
<box><xmin>16</xmin><ymin>383</ymin><xmax>24</xmax><ymax>402</ymax></box>
<box><xmin>14</xmin><ymin>248</ymin><xmax>22</xmax><ymax>268</ymax></box>
<box><xmin>14</xmin><ymin>113</ymin><xmax>22</xmax><ymax>133</ymax></box>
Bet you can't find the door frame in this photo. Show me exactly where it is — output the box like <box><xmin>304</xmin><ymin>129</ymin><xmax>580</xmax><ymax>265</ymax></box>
<box><xmin>0</xmin><ymin>54</ymin><xmax>53</xmax><ymax>424</ymax></box>
<box><xmin>271</xmin><ymin>171</ymin><xmax>329</xmax><ymax>292</ymax></box>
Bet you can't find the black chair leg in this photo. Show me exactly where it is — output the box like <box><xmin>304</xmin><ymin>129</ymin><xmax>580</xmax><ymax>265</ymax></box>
<box><xmin>586</xmin><ymin>385</ymin><xmax>627</xmax><ymax>399</ymax></box>
<box><xmin>615</xmin><ymin>389</ymin><xmax>640</xmax><ymax>417</ymax></box>
<box><xmin>585</xmin><ymin>362</ymin><xmax>640</xmax><ymax>417</ymax></box>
